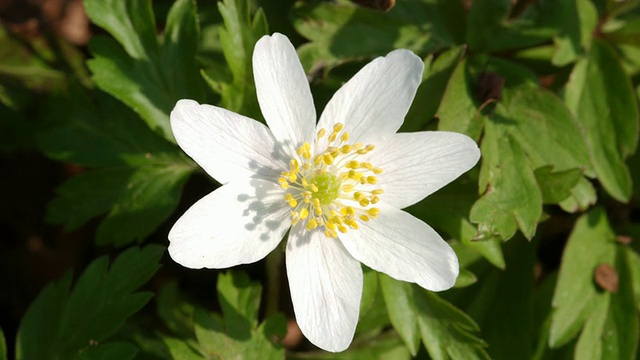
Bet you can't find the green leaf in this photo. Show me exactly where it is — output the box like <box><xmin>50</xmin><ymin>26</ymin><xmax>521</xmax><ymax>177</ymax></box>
<box><xmin>39</xmin><ymin>88</ymin><xmax>193</xmax><ymax>246</ymax></box>
<box><xmin>465</xmin><ymin>239</ymin><xmax>536</xmax><ymax>360</ymax></box>
<box><xmin>552</xmin><ymin>0</ymin><xmax>598</xmax><ymax>65</ymax></box>
<box><xmin>415</xmin><ymin>290</ymin><xmax>490</xmax><ymax>360</ymax></box>
<box><xmin>564</xmin><ymin>40</ymin><xmax>639</xmax><ymax>202</ymax></box>
<box><xmin>287</xmin><ymin>331</ymin><xmax>411</xmax><ymax>360</ymax></box>
<box><xmin>402</xmin><ymin>47</ymin><xmax>464</xmax><ymax>133</ymax></box>
<box><xmin>292</xmin><ymin>0</ymin><xmax>456</xmax><ymax>72</ymax></box>
<box><xmin>94</xmin><ymin>166</ymin><xmax>191</xmax><ymax>246</ymax></box>
<box><xmin>37</xmin><ymin>88</ymin><xmax>181</xmax><ymax>168</ymax></box>
<box><xmin>16</xmin><ymin>245</ymin><xmax>163</xmax><ymax>360</ymax></box>
<box><xmin>453</xmin><ymin>268</ymin><xmax>478</xmax><ymax>288</ymax></box>
<box><xmin>598</xmin><ymin>248</ymin><xmax>639</xmax><ymax>360</ymax></box>
<box><xmin>203</xmin><ymin>0</ymin><xmax>268</xmax><ymax>119</ymax></box>
<box><xmin>84</xmin><ymin>0</ymin><xmax>206</xmax><ymax>141</ymax></box>
<box><xmin>194</xmin><ymin>271</ymin><xmax>285</xmax><ymax>360</ymax></box>
<box><xmin>466</xmin><ymin>0</ymin><xmax>568</xmax><ymax>53</ymax></box>
<box><xmin>408</xmin><ymin>178</ymin><xmax>505</xmax><ymax>269</ymax></box>
<box><xmin>627</xmin><ymin>248</ymin><xmax>640</xmax><ymax>312</ymax></box>
<box><xmin>157</xmin><ymin>281</ymin><xmax>196</xmax><ymax>339</ymax></box>
<box><xmin>550</xmin><ymin>208</ymin><xmax>616</xmax><ymax>346</ymax></box>
<box><xmin>534</xmin><ymin>166</ymin><xmax>583</xmax><ymax>204</ymax></box>
<box><xmin>162</xmin><ymin>336</ymin><xmax>205</xmax><ymax>360</ymax></box>
<box><xmin>437</xmin><ymin>59</ymin><xmax>484</xmax><ymax>141</ymax></box>
<box><xmin>470</xmin><ymin>129</ymin><xmax>541</xmax><ymax>240</ymax></box>
<box><xmin>356</xmin><ymin>267</ymin><xmax>390</xmax><ymax>335</ymax></box>
<box><xmin>550</xmin><ymin>208</ymin><xmax>638</xmax><ymax>359</ymax></box>
<box><xmin>470</xmin><ymin>58</ymin><xmax>594</xmax><ymax>240</ymax></box>
<box><xmin>379</xmin><ymin>274</ymin><xmax>420</xmax><ymax>356</ymax></box>
<box><xmin>0</xmin><ymin>327</ymin><xmax>7</xmax><ymax>360</ymax></box>
<box><xmin>380</xmin><ymin>275</ymin><xmax>489</xmax><ymax>359</ymax></box>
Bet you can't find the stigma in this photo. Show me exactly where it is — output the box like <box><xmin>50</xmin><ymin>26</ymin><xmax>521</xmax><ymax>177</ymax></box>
<box><xmin>277</xmin><ymin>123</ymin><xmax>384</xmax><ymax>238</ymax></box>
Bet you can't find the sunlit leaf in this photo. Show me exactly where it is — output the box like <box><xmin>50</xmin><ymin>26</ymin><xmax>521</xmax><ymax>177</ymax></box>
<box><xmin>550</xmin><ymin>208</ymin><xmax>639</xmax><ymax>359</ymax></box>
<box><xmin>85</xmin><ymin>0</ymin><xmax>206</xmax><ymax>141</ymax></box>
<box><xmin>201</xmin><ymin>0</ymin><xmax>268</xmax><ymax>119</ymax></box>
<box><xmin>564</xmin><ymin>40</ymin><xmax>639</xmax><ymax>202</ymax></box>
<box><xmin>380</xmin><ymin>275</ymin><xmax>489</xmax><ymax>359</ymax></box>
<box><xmin>193</xmin><ymin>271</ymin><xmax>285</xmax><ymax>360</ymax></box>
<box><xmin>292</xmin><ymin>0</ymin><xmax>456</xmax><ymax>72</ymax></box>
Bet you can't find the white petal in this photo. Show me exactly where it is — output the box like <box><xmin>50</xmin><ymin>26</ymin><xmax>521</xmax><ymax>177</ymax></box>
<box><xmin>286</xmin><ymin>225</ymin><xmax>363</xmax><ymax>352</ymax></box>
<box><xmin>171</xmin><ymin>99</ymin><xmax>287</xmax><ymax>184</ymax></box>
<box><xmin>253</xmin><ymin>33</ymin><xmax>316</xmax><ymax>155</ymax></box>
<box><xmin>317</xmin><ymin>49</ymin><xmax>423</xmax><ymax>149</ymax></box>
<box><xmin>339</xmin><ymin>204</ymin><xmax>458</xmax><ymax>291</ymax></box>
<box><xmin>373</xmin><ymin>131</ymin><xmax>480</xmax><ymax>209</ymax></box>
<box><xmin>168</xmin><ymin>179</ymin><xmax>290</xmax><ymax>269</ymax></box>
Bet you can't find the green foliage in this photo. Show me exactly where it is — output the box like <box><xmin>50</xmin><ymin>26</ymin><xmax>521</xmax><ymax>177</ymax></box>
<box><xmin>292</xmin><ymin>0</ymin><xmax>459</xmax><ymax>72</ymax></box>
<box><xmin>380</xmin><ymin>274</ymin><xmax>490</xmax><ymax>359</ymax></box>
<box><xmin>4</xmin><ymin>0</ymin><xmax>640</xmax><ymax>359</ymax></box>
<box><xmin>0</xmin><ymin>328</ymin><xmax>6</xmax><ymax>360</ymax></box>
<box><xmin>84</xmin><ymin>0</ymin><xmax>206</xmax><ymax>141</ymax></box>
<box><xmin>564</xmin><ymin>40</ymin><xmax>639</xmax><ymax>202</ymax></box>
<box><xmin>15</xmin><ymin>246</ymin><xmax>164</xmax><ymax>360</ymax></box>
<box><xmin>193</xmin><ymin>272</ymin><xmax>286</xmax><ymax>360</ymax></box>
<box><xmin>38</xmin><ymin>87</ymin><xmax>193</xmax><ymax>246</ymax></box>
<box><xmin>201</xmin><ymin>0</ymin><xmax>268</xmax><ymax>119</ymax></box>
<box><xmin>549</xmin><ymin>209</ymin><xmax>639</xmax><ymax>358</ymax></box>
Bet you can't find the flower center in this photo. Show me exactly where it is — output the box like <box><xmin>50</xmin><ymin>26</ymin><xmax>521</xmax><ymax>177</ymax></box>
<box><xmin>309</xmin><ymin>173</ymin><xmax>341</xmax><ymax>205</ymax></box>
<box><xmin>277</xmin><ymin>123</ymin><xmax>384</xmax><ymax>238</ymax></box>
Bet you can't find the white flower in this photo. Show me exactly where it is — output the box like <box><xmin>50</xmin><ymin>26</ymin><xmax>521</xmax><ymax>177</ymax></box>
<box><xmin>168</xmin><ymin>33</ymin><xmax>480</xmax><ymax>352</ymax></box>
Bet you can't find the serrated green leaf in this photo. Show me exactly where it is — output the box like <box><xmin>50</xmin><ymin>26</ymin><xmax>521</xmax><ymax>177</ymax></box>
<box><xmin>15</xmin><ymin>273</ymin><xmax>72</xmax><ymax>360</ymax></box>
<box><xmin>380</xmin><ymin>274</ymin><xmax>488</xmax><ymax>359</ymax></box>
<box><xmin>84</xmin><ymin>0</ymin><xmax>206</xmax><ymax>141</ymax></box>
<box><xmin>415</xmin><ymin>290</ymin><xmax>489</xmax><ymax>360</ymax></box>
<box><xmin>292</xmin><ymin>0</ymin><xmax>455</xmax><ymax>72</ymax></box>
<box><xmin>564</xmin><ymin>40</ymin><xmax>639</xmax><ymax>202</ymax></box>
<box><xmin>471</xmin><ymin>130</ymin><xmax>541</xmax><ymax>240</ymax></box>
<box><xmin>217</xmin><ymin>271</ymin><xmax>261</xmax><ymax>337</ymax></box>
<box><xmin>39</xmin><ymin>88</ymin><xmax>193</xmax><ymax>246</ymax></box>
<box><xmin>16</xmin><ymin>245</ymin><xmax>163</xmax><ymax>360</ymax></box>
<box><xmin>194</xmin><ymin>271</ymin><xmax>284</xmax><ymax>360</ymax></box>
<box><xmin>83</xmin><ymin>0</ymin><xmax>158</xmax><ymax>60</ymax></box>
<box><xmin>470</xmin><ymin>58</ymin><xmax>594</xmax><ymax>240</ymax></box>
<box><xmin>37</xmin><ymin>88</ymin><xmax>180</xmax><ymax>168</ymax></box>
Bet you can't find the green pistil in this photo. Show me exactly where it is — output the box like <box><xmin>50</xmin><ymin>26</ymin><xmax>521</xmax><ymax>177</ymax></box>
<box><xmin>310</xmin><ymin>173</ymin><xmax>341</xmax><ymax>205</ymax></box>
